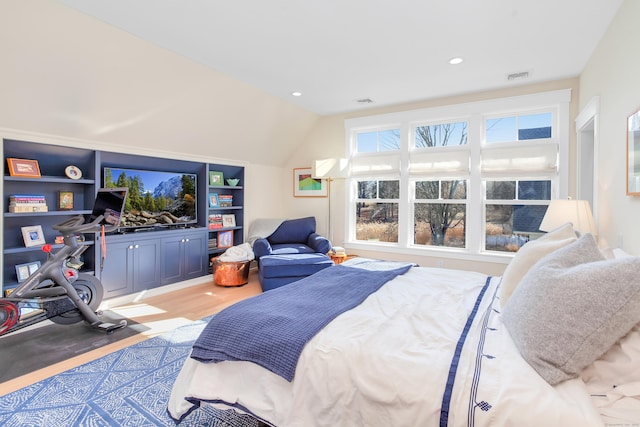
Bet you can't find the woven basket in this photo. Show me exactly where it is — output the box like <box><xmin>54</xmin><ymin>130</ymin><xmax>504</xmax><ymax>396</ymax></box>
<box><xmin>212</xmin><ymin>258</ymin><xmax>251</xmax><ymax>287</ymax></box>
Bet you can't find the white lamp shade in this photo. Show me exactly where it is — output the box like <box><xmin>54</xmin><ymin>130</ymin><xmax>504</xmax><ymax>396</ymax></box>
<box><xmin>539</xmin><ymin>199</ymin><xmax>597</xmax><ymax>236</ymax></box>
<box><xmin>312</xmin><ymin>158</ymin><xmax>348</xmax><ymax>178</ymax></box>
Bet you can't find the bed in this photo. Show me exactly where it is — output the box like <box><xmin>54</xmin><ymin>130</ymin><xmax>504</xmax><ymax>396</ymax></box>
<box><xmin>168</xmin><ymin>225</ymin><xmax>640</xmax><ymax>426</ymax></box>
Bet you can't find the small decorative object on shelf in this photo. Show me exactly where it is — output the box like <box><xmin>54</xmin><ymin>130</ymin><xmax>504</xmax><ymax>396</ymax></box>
<box><xmin>58</xmin><ymin>191</ymin><xmax>74</xmax><ymax>210</ymax></box>
<box><xmin>217</xmin><ymin>230</ymin><xmax>234</xmax><ymax>248</ymax></box>
<box><xmin>15</xmin><ymin>261</ymin><xmax>41</xmax><ymax>283</ymax></box>
<box><xmin>8</xmin><ymin>194</ymin><xmax>48</xmax><ymax>213</ymax></box>
<box><xmin>209</xmin><ymin>171</ymin><xmax>224</xmax><ymax>186</ymax></box>
<box><xmin>209</xmin><ymin>193</ymin><xmax>219</xmax><ymax>208</ymax></box>
<box><xmin>222</xmin><ymin>214</ymin><xmax>236</xmax><ymax>227</ymax></box>
<box><xmin>226</xmin><ymin>178</ymin><xmax>239</xmax><ymax>186</ymax></box>
<box><xmin>64</xmin><ymin>165</ymin><xmax>83</xmax><ymax>180</ymax></box>
<box><xmin>7</xmin><ymin>158</ymin><xmax>41</xmax><ymax>178</ymax></box>
<box><xmin>21</xmin><ymin>225</ymin><xmax>46</xmax><ymax>247</ymax></box>
<box><xmin>219</xmin><ymin>194</ymin><xmax>233</xmax><ymax>207</ymax></box>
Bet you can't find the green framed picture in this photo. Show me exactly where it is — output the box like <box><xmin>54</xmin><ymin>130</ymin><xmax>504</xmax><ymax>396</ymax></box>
<box><xmin>209</xmin><ymin>171</ymin><xmax>224</xmax><ymax>186</ymax></box>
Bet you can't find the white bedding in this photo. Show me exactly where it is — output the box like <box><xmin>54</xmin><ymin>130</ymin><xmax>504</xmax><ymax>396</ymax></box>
<box><xmin>169</xmin><ymin>266</ymin><xmax>605</xmax><ymax>426</ymax></box>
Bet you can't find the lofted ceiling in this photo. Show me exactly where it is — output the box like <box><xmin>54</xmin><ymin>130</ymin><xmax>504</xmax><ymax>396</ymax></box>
<box><xmin>55</xmin><ymin>0</ymin><xmax>623</xmax><ymax>115</ymax></box>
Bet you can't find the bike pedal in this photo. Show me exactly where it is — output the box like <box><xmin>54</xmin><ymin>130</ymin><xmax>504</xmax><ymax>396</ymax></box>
<box><xmin>92</xmin><ymin>320</ymin><xmax>127</xmax><ymax>333</ymax></box>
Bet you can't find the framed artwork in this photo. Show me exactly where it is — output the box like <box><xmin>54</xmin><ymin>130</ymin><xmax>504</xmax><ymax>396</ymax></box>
<box><xmin>222</xmin><ymin>214</ymin><xmax>236</xmax><ymax>227</ymax></box>
<box><xmin>15</xmin><ymin>261</ymin><xmax>41</xmax><ymax>283</ymax></box>
<box><xmin>293</xmin><ymin>167</ymin><xmax>327</xmax><ymax>197</ymax></box>
<box><xmin>209</xmin><ymin>171</ymin><xmax>224</xmax><ymax>186</ymax></box>
<box><xmin>217</xmin><ymin>230</ymin><xmax>234</xmax><ymax>248</ymax></box>
<box><xmin>7</xmin><ymin>158</ymin><xmax>41</xmax><ymax>178</ymax></box>
<box><xmin>209</xmin><ymin>193</ymin><xmax>219</xmax><ymax>208</ymax></box>
<box><xmin>21</xmin><ymin>225</ymin><xmax>46</xmax><ymax>247</ymax></box>
<box><xmin>58</xmin><ymin>191</ymin><xmax>74</xmax><ymax>210</ymax></box>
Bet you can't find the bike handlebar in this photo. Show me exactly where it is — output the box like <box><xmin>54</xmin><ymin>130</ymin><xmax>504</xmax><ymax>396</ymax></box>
<box><xmin>52</xmin><ymin>215</ymin><xmax>120</xmax><ymax>236</ymax></box>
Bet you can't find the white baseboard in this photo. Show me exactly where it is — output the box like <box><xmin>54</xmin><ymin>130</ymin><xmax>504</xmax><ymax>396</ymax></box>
<box><xmin>99</xmin><ymin>275</ymin><xmax>214</xmax><ymax>310</ymax></box>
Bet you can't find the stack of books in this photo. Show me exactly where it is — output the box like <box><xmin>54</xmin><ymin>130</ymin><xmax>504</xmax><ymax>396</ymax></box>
<box><xmin>208</xmin><ymin>214</ymin><xmax>223</xmax><ymax>229</ymax></box>
<box><xmin>8</xmin><ymin>194</ymin><xmax>48</xmax><ymax>213</ymax></box>
<box><xmin>208</xmin><ymin>238</ymin><xmax>218</xmax><ymax>251</ymax></box>
<box><xmin>219</xmin><ymin>195</ymin><xmax>233</xmax><ymax>207</ymax></box>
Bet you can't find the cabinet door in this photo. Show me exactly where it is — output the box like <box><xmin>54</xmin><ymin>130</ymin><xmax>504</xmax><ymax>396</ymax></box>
<box><xmin>182</xmin><ymin>232</ymin><xmax>207</xmax><ymax>280</ymax></box>
<box><xmin>160</xmin><ymin>235</ymin><xmax>184</xmax><ymax>285</ymax></box>
<box><xmin>132</xmin><ymin>239</ymin><xmax>161</xmax><ymax>292</ymax></box>
<box><xmin>99</xmin><ymin>241</ymin><xmax>134</xmax><ymax>298</ymax></box>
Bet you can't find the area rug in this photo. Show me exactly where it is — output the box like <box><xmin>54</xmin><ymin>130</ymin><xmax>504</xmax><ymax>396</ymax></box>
<box><xmin>0</xmin><ymin>310</ymin><xmax>145</xmax><ymax>383</ymax></box>
<box><xmin>0</xmin><ymin>316</ymin><xmax>259</xmax><ymax>427</ymax></box>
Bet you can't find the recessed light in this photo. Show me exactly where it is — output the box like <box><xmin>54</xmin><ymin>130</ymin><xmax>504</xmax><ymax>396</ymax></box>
<box><xmin>449</xmin><ymin>57</ymin><xmax>463</xmax><ymax>65</ymax></box>
<box><xmin>291</xmin><ymin>91</ymin><xmax>302</xmax><ymax>97</ymax></box>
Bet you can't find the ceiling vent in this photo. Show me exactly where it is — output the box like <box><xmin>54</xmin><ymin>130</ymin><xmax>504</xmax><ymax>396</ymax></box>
<box><xmin>356</xmin><ymin>98</ymin><xmax>374</xmax><ymax>104</ymax></box>
<box><xmin>507</xmin><ymin>71</ymin><xmax>531</xmax><ymax>81</ymax></box>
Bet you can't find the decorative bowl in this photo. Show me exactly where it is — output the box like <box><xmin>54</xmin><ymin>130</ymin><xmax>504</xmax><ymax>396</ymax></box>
<box><xmin>226</xmin><ymin>178</ymin><xmax>240</xmax><ymax>186</ymax></box>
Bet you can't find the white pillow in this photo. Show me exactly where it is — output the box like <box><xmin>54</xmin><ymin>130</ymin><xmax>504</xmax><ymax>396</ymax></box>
<box><xmin>500</xmin><ymin>222</ymin><xmax>577</xmax><ymax>306</ymax></box>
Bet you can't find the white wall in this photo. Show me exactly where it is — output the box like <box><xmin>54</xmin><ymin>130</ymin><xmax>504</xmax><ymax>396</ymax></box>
<box><xmin>579</xmin><ymin>0</ymin><xmax>640</xmax><ymax>255</ymax></box>
<box><xmin>0</xmin><ymin>0</ymin><xmax>322</xmax><ymax>233</ymax></box>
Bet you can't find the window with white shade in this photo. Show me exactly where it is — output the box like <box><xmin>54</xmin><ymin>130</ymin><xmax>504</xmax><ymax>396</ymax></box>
<box><xmin>345</xmin><ymin>90</ymin><xmax>570</xmax><ymax>257</ymax></box>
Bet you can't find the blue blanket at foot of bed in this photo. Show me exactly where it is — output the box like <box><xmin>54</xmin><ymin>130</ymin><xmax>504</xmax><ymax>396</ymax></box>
<box><xmin>190</xmin><ymin>261</ymin><xmax>413</xmax><ymax>381</ymax></box>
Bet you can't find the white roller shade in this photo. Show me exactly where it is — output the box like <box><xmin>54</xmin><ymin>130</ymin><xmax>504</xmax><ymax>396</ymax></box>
<box><xmin>481</xmin><ymin>144</ymin><xmax>558</xmax><ymax>174</ymax></box>
<box><xmin>409</xmin><ymin>150</ymin><xmax>470</xmax><ymax>175</ymax></box>
<box><xmin>350</xmin><ymin>153</ymin><xmax>400</xmax><ymax>176</ymax></box>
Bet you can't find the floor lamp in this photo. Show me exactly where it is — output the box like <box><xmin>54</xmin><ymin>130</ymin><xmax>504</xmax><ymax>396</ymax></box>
<box><xmin>312</xmin><ymin>158</ymin><xmax>348</xmax><ymax>245</ymax></box>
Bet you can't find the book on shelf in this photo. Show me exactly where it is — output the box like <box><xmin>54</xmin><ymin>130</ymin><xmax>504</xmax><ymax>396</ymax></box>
<box><xmin>208</xmin><ymin>214</ymin><xmax>223</xmax><ymax>229</ymax></box>
<box><xmin>9</xmin><ymin>194</ymin><xmax>46</xmax><ymax>203</ymax></box>
<box><xmin>8</xmin><ymin>194</ymin><xmax>48</xmax><ymax>212</ymax></box>
<box><xmin>9</xmin><ymin>205</ymin><xmax>48</xmax><ymax>213</ymax></box>
<box><xmin>218</xmin><ymin>194</ymin><xmax>233</xmax><ymax>207</ymax></box>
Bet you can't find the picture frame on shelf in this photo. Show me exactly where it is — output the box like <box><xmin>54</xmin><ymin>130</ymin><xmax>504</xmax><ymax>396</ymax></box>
<box><xmin>293</xmin><ymin>167</ymin><xmax>327</xmax><ymax>197</ymax></box>
<box><xmin>222</xmin><ymin>214</ymin><xmax>236</xmax><ymax>228</ymax></box>
<box><xmin>58</xmin><ymin>191</ymin><xmax>74</xmax><ymax>210</ymax></box>
<box><xmin>7</xmin><ymin>158</ymin><xmax>41</xmax><ymax>178</ymax></box>
<box><xmin>209</xmin><ymin>171</ymin><xmax>224</xmax><ymax>186</ymax></box>
<box><xmin>209</xmin><ymin>193</ymin><xmax>219</xmax><ymax>208</ymax></box>
<box><xmin>217</xmin><ymin>230</ymin><xmax>234</xmax><ymax>248</ymax></box>
<box><xmin>15</xmin><ymin>261</ymin><xmax>41</xmax><ymax>283</ymax></box>
<box><xmin>21</xmin><ymin>225</ymin><xmax>46</xmax><ymax>247</ymax></box>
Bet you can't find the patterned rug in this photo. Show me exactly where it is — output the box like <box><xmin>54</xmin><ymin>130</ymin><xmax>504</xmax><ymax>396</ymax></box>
<box><xmin>0</xmin><ymin>316</ymin><xmax>259</xmax><ymax>427</ymax></box>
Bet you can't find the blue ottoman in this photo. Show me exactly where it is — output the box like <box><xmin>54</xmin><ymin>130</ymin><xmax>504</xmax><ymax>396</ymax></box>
<box><xmin>259</xmin><ymin>253</ymin><xmax>334</xmax><ymax>291</ymax></box>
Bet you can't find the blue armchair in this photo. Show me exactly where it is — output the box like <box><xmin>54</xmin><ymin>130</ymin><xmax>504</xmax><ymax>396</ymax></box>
<box><xmin>253</xmin><ymin>217</ymin><xmax>333</xmax><ymax>291</ymax></box>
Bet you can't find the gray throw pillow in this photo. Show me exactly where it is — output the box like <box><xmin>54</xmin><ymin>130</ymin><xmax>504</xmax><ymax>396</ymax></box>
<box><xmin>503</xmin><ymin>233</ymin><xmax>640</xmax><ymax>385</ymax></box>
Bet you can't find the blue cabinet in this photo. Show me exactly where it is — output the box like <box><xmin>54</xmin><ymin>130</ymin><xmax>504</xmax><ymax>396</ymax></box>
<box><xmin>2</xmin><ymin>138</ymin><xmax>245</xmax><ymax>298</ymax></box>
<box><xmin>98</xmin><ymin>235</ymin><xmax>161</xmax><ymax>298</ymax></box>
<box><xmin>161</xmin><ymin>229</ymin><xmax>208</xmax><ymax>285</ymax></box>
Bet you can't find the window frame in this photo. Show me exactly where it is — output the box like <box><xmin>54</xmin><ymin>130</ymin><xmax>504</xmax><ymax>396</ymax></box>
<box><xmin>344</xmin><ymin>89</ymin><xmax>571</xmax><ymax>262</ymax></box>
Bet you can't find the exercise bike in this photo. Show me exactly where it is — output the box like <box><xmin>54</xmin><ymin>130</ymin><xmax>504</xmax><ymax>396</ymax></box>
<box><xmin>0</xmin><ymin>213</ymin><xmax>127</xmax><ymax>336</ymax></box>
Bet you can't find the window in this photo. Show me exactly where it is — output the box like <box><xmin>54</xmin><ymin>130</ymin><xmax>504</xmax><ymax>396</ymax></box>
<box><xmin>355</xmin><ymin>180</ymin><xmax>399</xmax><ymax>243</ymax></box>
<box><xmin>357</xmin><ymin>129</ymin><xmax>400</xmax><ymax>152</ymax></box>
<box><xmin>485</xmin><ymin>112</ymin><xmax>553</xmax><ymax>143</ymax></box>
<box><xmin>485</xmin><ymin>180</ymin><xmax>551</xmax><ymax>252</ymax></box>
<box><xmin>345</xmin><ymin>90</ymin><xmax>571</xmax><ymax>258</ymax></box>
<box><xmin>413</xmin><ymin>179</ymin><xmax>467</xmax><ymax>248</ymax></box>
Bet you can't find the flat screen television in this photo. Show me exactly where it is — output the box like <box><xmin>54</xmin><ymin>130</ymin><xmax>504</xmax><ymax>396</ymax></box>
<box><xmin>103</xmin><ymin>167</ymin><xmax>197</xmax><ymax>230</ymax></box>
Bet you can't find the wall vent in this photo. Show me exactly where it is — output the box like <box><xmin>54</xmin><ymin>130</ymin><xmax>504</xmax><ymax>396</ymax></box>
<box><xmin>507</xmin><ymin>71</ymin><xmax>530</xmax><ymax>81</ymax></box>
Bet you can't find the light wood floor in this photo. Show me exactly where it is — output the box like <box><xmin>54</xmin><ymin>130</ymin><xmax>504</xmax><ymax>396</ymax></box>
<box><xmin>1</xmin><ymin>270</ymin><xmax>262</xmax><ymax>395</ymax></box>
